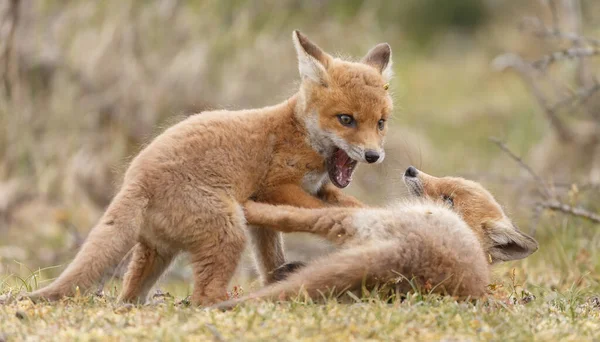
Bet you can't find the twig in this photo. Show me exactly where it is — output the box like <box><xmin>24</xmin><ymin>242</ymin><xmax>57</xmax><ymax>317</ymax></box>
<box><xmin>532</xmin><ymin>47</ymin><xmax>600</xmax><ymax>70</ymax></box>
<box><xmin>521</xmin><ymin>17</ymin><xmax>600</xmax><ymax>47</ymax></box>
<box><xmin>530</xmin><ymin>205</ymin><xmax>543</xmax><ymax>237</ymax></box>
<box><xmin>539</xmin><ymin>200</ymin><xmax>600</xmax><ymax>224</ymax></box>
<box><xmin>563</xmin><ymin>0</ymin><xmax>595</xmax><ymax>90</ymax></box>
<box><xmin>489</xmin><ymin>137</ymin><xmax>552</xmax><ymax>199</ymax></box>
<box><xmin>550</xmin><ymin>82</ymin><xmax>600</xmax><ymax>112</ymax></box>
<box><xmin>492</xmin><ymin>54</ymin><xmax>573</xmax><ymax>142</ymax></box>
<box><xmin>458</xmin><ymin>172</ymin><xmax>600</xmax><ymax>193</ymax></box>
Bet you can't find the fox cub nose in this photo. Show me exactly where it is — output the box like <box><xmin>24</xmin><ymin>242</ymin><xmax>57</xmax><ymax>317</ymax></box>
<box><xmin>364</xmin><ymin>150</ymin><xmax>380</xmax><ymax>163</ymax></box>
<box><xmin>405</xmin><ymin>166</ymin><xmax>418</xmax><ymax>178</ymax></box>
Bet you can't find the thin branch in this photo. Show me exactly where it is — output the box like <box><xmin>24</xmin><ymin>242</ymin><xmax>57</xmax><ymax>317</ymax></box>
<box><xmin>532</xmin><ymin>47</ymin><xmax>600</xmax><ymax>70</ymax></box>
<box><xmin>550</xmin><ymin>81</ymin><xmax>600</xmax><ymax>112</ymax></box>
<box><xmin>489</xmin><ymin>137</ymin><xmax>552</xmax><ymax>199</ymax></box>
<box><xmin>492</xmin><ymin>53</ymin><xmax>573</xmax><ymax>142</ymax></box>
<box><xmin>521</xmin><ymin>18</ymin><xmax>600</xmax><ymax>47</ymax></box>
<box><xmin>530</xmin><ymin>205</ymin><xmax>543</xmax><ymax>237</ymax></box>
<box><xmin>564</xmin><ymin>0</ymin><xmax>595</xmax><ymax>90</ymax></box>
<box><xmin>458</xmin><ymin>172</ymin><xmax>600</xmax><ymax>192</ymax></box>
<box><xmin>539</xmin><ymin>200</ymin><xmax>600</xmax><ymax>224</ymax></box>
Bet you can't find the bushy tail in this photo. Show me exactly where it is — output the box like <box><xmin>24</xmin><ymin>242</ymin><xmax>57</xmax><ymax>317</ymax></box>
<box><xmin>29</xmin><ymin>188</ymin><xmax>148</xmax><ymax>301</ymax></box>
<box><xmin>213</xmin><ymin>239</ymin><xmax>490</xmax><ymax>310</ymax></box>
<box><xmin>214</xmin><ymin>242</ymin><xmax>401</xmax><ymax>310</ymax></box>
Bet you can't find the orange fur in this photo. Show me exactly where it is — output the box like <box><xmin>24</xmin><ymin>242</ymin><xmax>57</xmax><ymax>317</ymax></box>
<box><xmin>213</xmin><ymin>168</ymin><xmax>539</xmax><ymax>310</ymax></box>
<box><xmin>28</xmin><ymin>31</ymin><xmax>393</xmax><ymax>305</ymax></box>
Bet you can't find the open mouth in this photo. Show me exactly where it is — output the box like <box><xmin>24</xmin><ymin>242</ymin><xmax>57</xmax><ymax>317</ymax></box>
<box><xmin>327</xmin><ymin>148</ymin><xmax>358</xmax><ymax>188</ymax></box>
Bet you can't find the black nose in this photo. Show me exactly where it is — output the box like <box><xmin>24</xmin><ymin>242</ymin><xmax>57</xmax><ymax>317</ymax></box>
<box><xmin>364</xmin><ymin>150</ymin><xmax>380</xmax><ymax>163</ymax></box>
<box><xmin>405</xmin><ymin>166</ymin><xmax>418</xmax><ymax>178</ymax></box>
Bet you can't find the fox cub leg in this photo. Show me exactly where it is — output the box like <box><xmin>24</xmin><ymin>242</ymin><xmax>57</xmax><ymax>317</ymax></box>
<box><xmin>188</xmin><ymin>231</ymin><xmax>246</xmax><ymax>306</ymax></box>
<box><xmin>250</xmin><ymin>184</ymin><xmax>329</xmax><ymax>284</ymax></box>
<box><xmin>318</xmin><ymin>183</ymin><xmax>364</xmax><ymax>208</ymax></box>
<box><xmin>119</xmin><ymin>241</ymin><xmax>175</xmax><ymax>304</ymax></box>
<box><xmin>244</xmin><ymin>201</ymin><xmax>357</xmax><ymax>244</ymax></box>
<box><xmin>182</xmin><ymin>199</ymin><xmax>247</xmax><ymax>306</ymax></box>
<box><xmin>248</xmin><ymin>227</ymin><xmax>286</xmax><ymax>284</ymax></box>
<box><xmin>244</xmin><ymin>201</ymin><xmax>359</xmax><ymax>282</ymax></box>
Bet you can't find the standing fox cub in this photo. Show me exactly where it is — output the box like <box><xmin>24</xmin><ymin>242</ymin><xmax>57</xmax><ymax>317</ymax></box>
<box><xmin>29</xmin><ymin>31</ymin><xmax>394</xmax><ymax>305</ymax></box>
<box><xmin>214</xmin><ymin>167</ymin><xmax>539</xmax><ymax>309</ymax></box>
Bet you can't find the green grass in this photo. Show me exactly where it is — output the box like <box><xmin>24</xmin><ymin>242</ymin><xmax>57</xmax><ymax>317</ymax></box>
<box><xmin>0</xmin><ymin>277</ymin><xmax>599</xmax><ymax>341</ymax></box>
<box><xmin>1</xmin><ymin>1</ymin><xmax>599</xmax><ymax>340</ymax></box>
<box><xmin>1</xmin><ymin>231</ymin><xmax>599</xmax><ymax>342</ymax></box>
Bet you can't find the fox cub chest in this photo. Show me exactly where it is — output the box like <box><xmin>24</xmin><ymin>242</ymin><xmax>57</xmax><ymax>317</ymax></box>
<box><xmin>301</xmin><ymin>170</ymin><xmax>328</xmax><ymax>195</ymax></box>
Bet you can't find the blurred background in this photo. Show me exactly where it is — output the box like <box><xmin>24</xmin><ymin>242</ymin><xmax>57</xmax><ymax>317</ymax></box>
<box><xmin>0</xmin><ymin>0</ymin><xmax>598</xmax><ymax>298</ymax></box>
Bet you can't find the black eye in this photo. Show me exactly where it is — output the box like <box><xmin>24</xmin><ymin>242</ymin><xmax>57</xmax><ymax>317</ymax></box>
<box><xmin>378</xmin><ymin>119</ymin><xmax>386</xmax><ymax>131</ymax></box>
<box><xmin>337</xmin><ymin>114</ymin><xmax>356</xmax><ymax>127</ymax></box>
<box><xmin>442</xmin><ymin>195</ymin><xmax>454</xmax><ymax>207</ymax></box>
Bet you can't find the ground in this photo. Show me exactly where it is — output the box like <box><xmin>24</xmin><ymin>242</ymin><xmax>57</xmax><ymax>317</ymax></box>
<box><xmin>1</xmin><ymin>1</ymin><xmax>599</xmax><ymax>341</ymax></box>
<box><xmin>1</xmin><ymin>255</ymin><xmax>599</xmax><ymax>341</ymax></box>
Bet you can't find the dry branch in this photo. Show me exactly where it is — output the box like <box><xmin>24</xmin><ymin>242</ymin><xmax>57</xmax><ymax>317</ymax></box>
<box><xmin>532</xmin><ymin>47</ymin><xmax>600</xmax><ymax>70</ymax></box>
<box><xmin>550</xmin><ymin>82</ymin><xmax>600</xmax><ymax>112</ymax></box>
<box><xmin>490</xmin><ymin>137</ymin><xmax>600</xmax><ymax>226</ymax></box>
<box><xmin>519</xmin><ymin>14</ymin><xmax>600</xmax><ymax>47</ymax></box>
<box><xmin>489</xmin><ymin>137</ymin><xmax>552</xmax><ymax>199</ymax></box>
<box><xmin>492</xmin><ymin>54</ymin><xmax>573</xmax><ymax>142</ymax></box>
<box><xmin>539</xmin><ymin>201</ymin><xmax>600</xmax><ymax>224</ymax></box>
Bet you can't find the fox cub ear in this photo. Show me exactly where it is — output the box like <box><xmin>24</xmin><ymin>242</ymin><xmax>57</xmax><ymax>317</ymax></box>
<box><xmin>361</xmin><ymin>43</ymin><xmax>393</xmax><ymax>82</ymax></box>
<box><xmin>292</xmin><ymin>30</ymin><xmax>332</xmax><ymax>86</ymax></box>
<box><xmin>486</xmin><ymin>220</ymin><xmax>539</xmax><ymax>263</ymax></box>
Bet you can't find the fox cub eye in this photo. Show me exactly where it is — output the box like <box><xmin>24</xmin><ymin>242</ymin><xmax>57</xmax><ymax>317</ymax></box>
<box><xmin>378</xmin><ymin>119</ymin><xmax>386</xmax><ymax>131</ymax></box>
<box><xmin>442</xmin><ymin>195</ymin><xmax>454</xmax><ymax>207</ymax></box>
<box><xmin>337</xmin><ymin>114</ymin><xmax>356</xmax><ymax>127</ymax></box>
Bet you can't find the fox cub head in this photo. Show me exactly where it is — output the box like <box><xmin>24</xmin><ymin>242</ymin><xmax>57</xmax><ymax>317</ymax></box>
<box><xmin>292</xmin><ymin>30</ymin><xmax>393</xmax><ymax>188</ymax></box>
<box><xmin>403</xmin><ymin>166</ymin><xmax>538</xmax><ymax>264</ymax></box>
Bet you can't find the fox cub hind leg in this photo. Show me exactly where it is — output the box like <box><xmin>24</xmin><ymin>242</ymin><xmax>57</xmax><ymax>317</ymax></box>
<box><xmin>118</xmin><ymin>194</ymin><xmax>247</xmax><ymax>306</ymax></box>
<box><xmin>184</xmin><ymin>198</ymin><xmax>248</xmax><ymax>306</ymax></box>
<box><xmin>188</xmin><ymin>231</ymin><xmax>246</xmax><ymax>306</ymax></box>
<box><xmin>119</xmin><ymin>242</ymin><xmax>175</xmax><ymax>304</ymax></box>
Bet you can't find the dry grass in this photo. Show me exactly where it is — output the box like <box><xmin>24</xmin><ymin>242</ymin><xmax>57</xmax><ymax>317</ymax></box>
<box><xmin>0</xmin><ymin>272</ymin><xmax>599</xmax><ymax>341</ymax></box>
<box><xmin>0</xmin><ymin>0</ymin><xmax>599</xmax><ymax>340</ymax></box>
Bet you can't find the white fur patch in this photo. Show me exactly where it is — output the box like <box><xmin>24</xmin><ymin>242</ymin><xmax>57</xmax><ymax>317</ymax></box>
<box><xmin>488</xmin><ymin>219</ymin><xmax>516</xmax><ymax>245</ymax></box>
<box><xmin>293</xmin><ymin>32</ymin><xmax>327</xmax><ymax>85</ymax></box>
<box><xmin>351</xmin><ymin>209</ymin><xmax>386</xmax><ymax>240</ymax></box>
<box><xmin>302</xmin><ymin>170</ymin><xmax>328</xmax><ymax>195</ymax></box>
<box><xmin>303</xmin><ymin>113</ymin><xmax>332</xmax><ymax>155</ymax></box>
<box><xmin>382</xmin><ymin>56</ymin><xmax>394</xmax><ymax>82</ymax></box>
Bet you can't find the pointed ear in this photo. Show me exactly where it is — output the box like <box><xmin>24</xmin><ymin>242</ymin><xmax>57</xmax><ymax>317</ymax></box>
<box><xmin>486</xmin><ymin>220</ymin><xmax>538</xmax><ymax>263</ymax></box>
<box><xmin>292</xmin><ymin>30</ymin><xmax>331</xmax><ymax>86</ymax></box>
<box><xmin>361</xmin><ymin>43</ymin><xmax>393</xmax><ymax>81</ymax></box>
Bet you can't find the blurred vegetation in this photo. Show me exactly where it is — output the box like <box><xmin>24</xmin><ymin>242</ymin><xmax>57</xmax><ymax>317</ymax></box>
<box><xmin>0</xmin><ymin>0</ymin><xmax>599</xmax><ymax>339</ymax></box>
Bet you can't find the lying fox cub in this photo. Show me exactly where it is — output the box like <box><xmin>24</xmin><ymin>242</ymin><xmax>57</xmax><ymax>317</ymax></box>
<box><xmin>214</xmin><ymin>167</ymin><xmax>538</xmax><ymax>309</ymax></box>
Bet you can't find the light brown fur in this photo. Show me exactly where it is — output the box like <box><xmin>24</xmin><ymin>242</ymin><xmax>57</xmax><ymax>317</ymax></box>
<box><xmin>28</xmin><ymin>31</ymin><xmax>393</xmax><ymax>305</ymax></box>
<box><xmin>213</xmin><ymin>168</ymin><xmax>539</xmax><ymax>310</ymax></box>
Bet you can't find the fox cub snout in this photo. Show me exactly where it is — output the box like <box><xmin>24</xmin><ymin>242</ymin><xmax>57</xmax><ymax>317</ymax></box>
<box><xmin>292</xmin><ymin>31</ymin><xmax>393</xmax><ymax>188</ymax></box>
<box><xmin>403</xmin><ymin>166</ymin><xmax>539</xmax><ymax>263</ymax></box>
